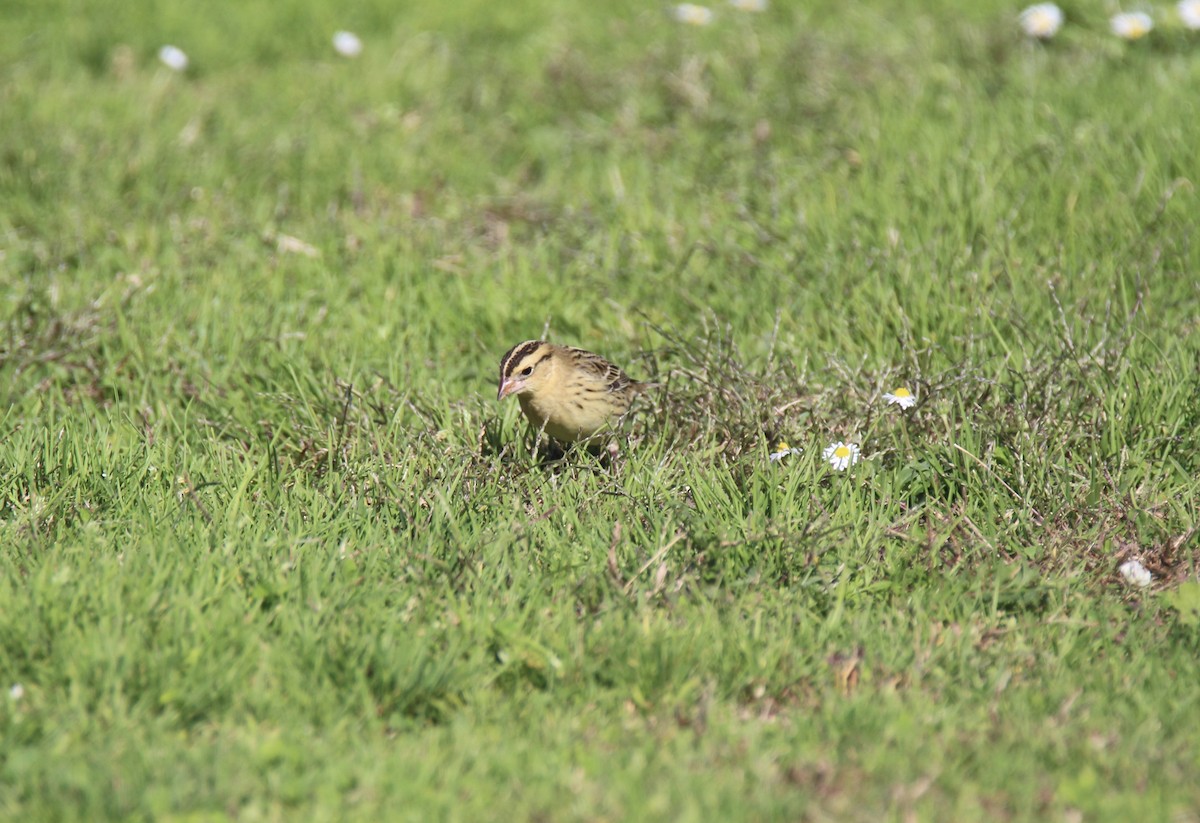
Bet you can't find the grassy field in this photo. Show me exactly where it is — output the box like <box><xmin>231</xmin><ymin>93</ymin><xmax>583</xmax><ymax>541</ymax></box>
<box><xmin>3</xmin><ymin>0</ymin><xmax>1200</xmax><ymax>819</ymax></box>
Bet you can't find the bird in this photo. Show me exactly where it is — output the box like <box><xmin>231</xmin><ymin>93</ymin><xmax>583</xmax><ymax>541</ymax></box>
<box><xmin>497</xmin><ymin>340</ymin><xmax>654</xmax><ymax>444</ymax></box>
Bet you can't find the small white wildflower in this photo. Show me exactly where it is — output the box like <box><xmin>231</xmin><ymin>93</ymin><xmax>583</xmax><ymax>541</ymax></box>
<box><xmin>672</xmin><ymin>4</ymin><xmax>714</xmax><ymax>25</ymax></box>
<box><xmin>729</xmin><ymin>0</ymin><xmax>768</xmax><ymax>11</ymax></box>
<box><xmin>1179</xmin><ymin>0</ymin><xmax>1200</xmax><ymax>29</ymax></box>
<box><xmin>9</xmin><ymin>684</ymin><xmax>24</xmax><ymax>701</ymax></box>
<box><xmin>1111</xmin><ymin>11</ymin><xmax>1153</xmax><ymax>40</ymax></box>
<box><xmin>276</xmin><ymin>234</ymin><xmax>320</xmax><ymax>257</ymax></box>
<box><xmin>1019</xmin><ymin>3</ymin><xmax>1064</xmax><ymax>39</ymax></box>
<box><xmin>158</xmin><ymin>45</ymin><xmax>189</xmax><ymax>72</ymax></box>
<box><xmin>823</xmin><ymin>441</ymin><xmax>860</xmax><ymax>471</ymax></box>
<box><xmin>1118</xmin><ymin>559</ymin><xmax>1153</xmax><ymax>588</ymax></box>
<box><xmin>332</xmin><ymin>31</ymin><xmax>363</xmax><ymax>58</ymax></box>
<box><xmin>768</xmin><ymin>441</ymin><xmax>802</xmax><ymax>462</ymax></box>
<box><xmin>883</xmin><ymin>387</ymin><xmax>917</xmax><ymax>410</ymax></box>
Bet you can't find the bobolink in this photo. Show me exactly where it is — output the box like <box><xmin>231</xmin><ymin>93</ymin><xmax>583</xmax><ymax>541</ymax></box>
<box><xmin>497</xmin><ymin>340</ymin><xmax>653</xmax><ymax>443</ymax></box>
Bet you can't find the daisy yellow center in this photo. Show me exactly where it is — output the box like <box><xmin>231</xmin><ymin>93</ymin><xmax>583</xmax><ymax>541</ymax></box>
<box><xmin>834</xmin><ymin>445</ymin><xmax>851</xmax><ymax>459</ymax></box>
<box><xmin>1127</xmin><ymin>21</ymin><xmax>1148</xmax><ymax>37</ymax></box>
<box><xmin>891</xmin><ymin>388</ymin><xmax>912</xmax><ymax>398</ymax></box>
<box><xmin>775</xmin><ymin>441</ymin><xmax>790</xmax><ymax>451</ymax></box>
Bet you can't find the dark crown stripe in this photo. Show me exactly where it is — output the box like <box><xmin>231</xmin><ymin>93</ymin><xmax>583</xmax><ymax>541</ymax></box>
<box><xmin>500</xmin><ymin>340</ymin><xmax>544</xmax><ymax>382</ymax></box>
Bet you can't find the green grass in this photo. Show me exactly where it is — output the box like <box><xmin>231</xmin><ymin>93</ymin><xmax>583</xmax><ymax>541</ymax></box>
<box><xmin>3</xmin><ymin>0</ymin><xmax>1200</xmax><ymax>819</ymax></box>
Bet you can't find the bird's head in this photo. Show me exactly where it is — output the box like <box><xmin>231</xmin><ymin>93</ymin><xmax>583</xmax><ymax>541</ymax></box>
<box><xmin>497</xmin><ymin>340</ymin><xmax>557</xmax><ymax>400</ymax></box>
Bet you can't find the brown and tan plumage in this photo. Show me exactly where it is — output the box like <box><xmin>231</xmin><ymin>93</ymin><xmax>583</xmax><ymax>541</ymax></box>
<box><xmin>497</xmin><ymin>340</ymin><xmax>653</xmax><ymax>443</ymax></box>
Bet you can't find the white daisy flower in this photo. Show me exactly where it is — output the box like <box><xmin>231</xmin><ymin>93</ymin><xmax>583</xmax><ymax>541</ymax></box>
<box><xmin>823</xmin><ymin>441</ymin><xmax>860</xmax><ymax>471</ymax></box>
<box><xmin>1179</xmin><ymin>0</ymin><xmax>1200</xmax><ymax>29</ymax></box>
<box><xmin>1111</xmin><ymin>11</ymin><xmax>1153</xmax><ymax>39</ymax></box>
<box><xmin>768</xmin><ymin>441</ymin><xmax>802</xmax><ymax>462</ymax></box>
<box><xmin>1018</xmin><ymin>3</ymin><xmax>1064</xmax><ymax>39</ymax></box>
<box><xmin>1118</xmin><ymin>559</ymin><xmax>1153</xmax><ymax>588</ymax></box>
<box><xmin>158</xmin><ymin>45</ymin><xmax>189</xmax><ymax>72</ymax></box>
<box><xmin>883</xmin><ymin>387</ymin><xmax>916</xmax><ymax>410</ymax></box>
<box><xmin>672</xmin><ymin>4</ymin><xmax>714</xmax><ymax>25</ymax></box>
<box><xmin>729</xmin><ymin>0</ymin><xmax>768</xmax><ymax>11</ymax></box>
<box><xmin>8</xmin><ymin>683</ymin><xmax>23</xmax><ymax>701</ymax></box>
<box><xmin>332</xmin><ymin>31</ymin><xmax>363</xmax><ymax>58</ymax></box>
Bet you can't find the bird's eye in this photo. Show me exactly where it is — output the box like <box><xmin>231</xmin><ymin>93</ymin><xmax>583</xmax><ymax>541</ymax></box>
<box><xmin>520</xmin><ymin>366</ymin><xmax>533</xmax><ymax>376</ymax></box>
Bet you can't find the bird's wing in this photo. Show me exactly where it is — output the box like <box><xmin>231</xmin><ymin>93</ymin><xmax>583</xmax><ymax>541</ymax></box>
<box><xmin>568</xmin><ymin>348</ymin><xmax>633</xmax><ymax>393</ymax></box>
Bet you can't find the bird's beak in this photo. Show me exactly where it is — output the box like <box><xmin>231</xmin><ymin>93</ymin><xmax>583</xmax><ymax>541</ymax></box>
<box><xmin>497</xmin><ymin>378</ymin><xmax>518</xmax><ymax>401</ymax></box>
